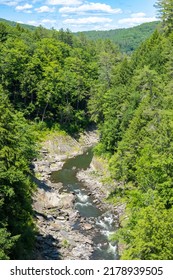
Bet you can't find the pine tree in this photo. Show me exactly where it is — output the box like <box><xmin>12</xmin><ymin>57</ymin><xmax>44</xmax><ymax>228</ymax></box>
<box><xmin>0</xmin><ymin>88</ymin><xmax>37</xmax><ymax>259</ymax></box>
<box><xmin>155</xmin><ymin>0</ymin><xmax>173</xmax><ymax>33</ymax></box>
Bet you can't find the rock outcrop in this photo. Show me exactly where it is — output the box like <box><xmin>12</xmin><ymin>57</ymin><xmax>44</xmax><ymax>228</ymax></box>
<box><xmin>32</xmin><ymin>131</ymin><xmax>99</xmax><ymax>260</ymax></box>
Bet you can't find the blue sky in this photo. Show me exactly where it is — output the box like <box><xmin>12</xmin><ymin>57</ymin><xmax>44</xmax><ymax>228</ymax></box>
<box><xmin>0</xmin><ymin>0</ymin><xmax>158</xmax><ymax>31</ymax></box>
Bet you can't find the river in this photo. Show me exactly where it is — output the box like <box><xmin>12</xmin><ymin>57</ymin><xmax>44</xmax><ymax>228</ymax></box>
<box><xmin>51</xmin><ymin>148</ymin><xmax>119</xmax><ymax>260</ymax></box>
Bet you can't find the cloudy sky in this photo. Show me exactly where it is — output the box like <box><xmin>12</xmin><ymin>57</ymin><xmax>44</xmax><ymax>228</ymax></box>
<box><xmin>0</xmin><ymin>0</ymin><xmax>158</xmax><ymax>32</ymax></box>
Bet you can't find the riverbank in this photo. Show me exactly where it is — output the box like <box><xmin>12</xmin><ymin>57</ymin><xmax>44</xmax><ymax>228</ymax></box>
<box><xmin>76</xmin><ymin>158</ymin><xmax>125</xmax><ymax>219</ymax></box>
<box><xmin>32</xmin><ymin>130</ymin><xmax>98</xmax><ymax>259</ymax></box>
<box><xmin>32</xmin><ymin>130</ymin><xmax>122</xmax><ymax>259</ymax></box>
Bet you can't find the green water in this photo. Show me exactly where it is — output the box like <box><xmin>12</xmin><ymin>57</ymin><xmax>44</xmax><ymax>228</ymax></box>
<box><xmin>51</xmin><ymin>149</ymin><xmax>118</xmax><ymax>260</ymax></box>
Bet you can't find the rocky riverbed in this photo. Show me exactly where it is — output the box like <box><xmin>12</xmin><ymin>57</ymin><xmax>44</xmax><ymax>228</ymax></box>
<box><xmin>76</xmin><ymin>161</ymin><xmax>125</xmax><ymax>222</ymax></box>
<box><xmin>32</xmin><ymin>130</ymin><xmax>123</xmax><ymax>260</ymax></box>
<box><xmin>32</xmin><ymin>130</ymin><xmax>99</xmax><ymax>259</ymax></box>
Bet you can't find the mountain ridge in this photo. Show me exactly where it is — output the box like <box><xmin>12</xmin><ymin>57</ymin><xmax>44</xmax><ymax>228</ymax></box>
<box><xmin>75</xmin><ymin>21</ymin><xmax>160</xmax><ymax>53</ymax></box>
<box><xmin>0</xmin><ymin>17</ymin><xmax>160</xmax><ymax>53</ymax></box>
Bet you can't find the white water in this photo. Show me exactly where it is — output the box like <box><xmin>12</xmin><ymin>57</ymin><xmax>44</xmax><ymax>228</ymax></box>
<box><xmin>51</xmin><ymin>148</ymin><xmax>119</xmax><ymax>259</ymax></box>
<box><xmin>76</xmin><ymin>190</ymin><xmax>89</xmax><ymax>203</ymax></box>
<box><xmin>75</xmin><ymin>201</ymin><xmax>93</xmax><ymax>208</ymax></box>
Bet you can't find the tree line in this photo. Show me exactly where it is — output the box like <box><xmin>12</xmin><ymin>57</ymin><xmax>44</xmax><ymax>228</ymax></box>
<box><xmin>76</xmin><ymin>21</ymin><xmax>160</xmax><ymax>53</ymax></box>
<box><xmin>90</xmin><ymin>0</ymin><xmax>173</xmax><ymax>259</ymax></box>
<box><xmin>1</xmin><ymin>0</ymin><xmax>173</xmax><ymax>260</ymax></box>
<box><xmin>0</xmin><ymin>19</ymin><xmax>120</xmax><ymax>259</ymax></box>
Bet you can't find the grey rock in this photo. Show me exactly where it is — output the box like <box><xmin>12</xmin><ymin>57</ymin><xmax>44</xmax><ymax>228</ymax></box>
<box><xmin>83</xmin><ymin>223</ymin><xmax>93</xmax><ymax>230</ymax></box>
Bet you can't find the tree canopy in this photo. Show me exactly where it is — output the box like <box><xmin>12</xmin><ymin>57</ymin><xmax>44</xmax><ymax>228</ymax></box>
<box><xmin>0</xmin><ymin>5</ymin><xmax>173</xmax><ymax>259</ymax></box>
<box><xmin>91</xmin><ymin>2</ymin><xmax>173</xmax><ymax>259</ymax></box>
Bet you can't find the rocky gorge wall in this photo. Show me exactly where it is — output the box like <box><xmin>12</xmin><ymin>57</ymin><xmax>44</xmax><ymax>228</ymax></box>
<box><xmin>32</xmin><ymin>131</ymin><xmax>98</xmax><ymax>259</ymax></box>
<box><xmin>32</xmin><ymin>130</ymin><xmax>123</xmax><ymax>260</ymax></box>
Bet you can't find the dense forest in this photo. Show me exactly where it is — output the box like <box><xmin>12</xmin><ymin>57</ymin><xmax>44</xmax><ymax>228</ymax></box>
<box><xmin>0</xmin><ymin>18</ymin><xmax>160</xmax><ymax>54</ymax></box>
<box><xmin>0</xmin><ymin>0</ymin><xmax>173</xmax><ymax>260</ymax></box>
<box><xmin>0</xmin><ymin>17</ymin><xmax>36</xmax><ymax>31</ymax></box>
<box><xmin>0</xmin><ymin>18</ymin><xmax>115</xmax><ymax>259</ymax></box>
<box><xmin>76</xmin><ymin>21</ymin><xmax>160</xmax><ymax>53</ymax></box>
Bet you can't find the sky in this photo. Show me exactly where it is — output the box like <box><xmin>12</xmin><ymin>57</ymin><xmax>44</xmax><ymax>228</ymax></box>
<box><xmin>0</xmin><ymin>0</ymin><xmax>158</xmax><ymax>32</ymax></box>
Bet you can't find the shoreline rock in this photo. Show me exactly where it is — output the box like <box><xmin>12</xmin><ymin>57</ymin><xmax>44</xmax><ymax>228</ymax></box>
<box><xmin>32</xmin><ymin>130</ymin><xmax>99</xmax><ymax>260</ymax></box>
<box><xmin>32</xmin><ymin>130</ymin><xmax>123</xmax><ymax>260</ymax></box>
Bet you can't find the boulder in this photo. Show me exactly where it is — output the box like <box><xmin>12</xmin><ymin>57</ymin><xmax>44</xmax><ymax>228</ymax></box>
<box><xmin>83</xmin><ymin>223</ymin><xmax>93</xmax><ymax>230</ymax></box>
<box><xmin>59</xmin><ymin>193</ymin><xmax>75</xmax><ymax>209</ymax></box>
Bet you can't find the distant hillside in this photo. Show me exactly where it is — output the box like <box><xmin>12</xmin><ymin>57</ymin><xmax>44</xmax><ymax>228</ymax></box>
<box><xmin>76</xmin><ymin>21</ymin><xmax>160</xmax><ymax>53</ymax></box>
<box><xmin>0</xmin><ymin>18</ymin><xmax>160</xmax><ymax>53</ymax></box>
<box><xmin>0</xmin><ymin>18</ymin><xmax>36</xmax><ymax>31</ymax></box>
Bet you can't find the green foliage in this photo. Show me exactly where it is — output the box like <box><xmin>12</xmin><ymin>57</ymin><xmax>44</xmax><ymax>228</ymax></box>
<box><xmin>76</xmin><ymin>21</ymin><xmax>160</xmax><ymax>53</ymax></box>
<box><xmin>112</xmin><ymin>201</ymin><xmax>173</xmax><ymax>260</ymax></box>
<box><xmin>92</xmin><ymin>9</ymin><xmax>173</xmax><ymax>259</ymax></box>
<box><xmin>155</xmin><ymin>0</ymin><xmax>173</xmax><ymax>33</ymax></box>
<box><xmin>1</xmin><ymin>13</ymin><xmax>173</xmax><ymax>261</ymax></box>
<box><xmin>0</xmin><ymin>18</ymin><xmax>37</xmax><ymax>31</ymax></box>
<box><xmin>0</xmin><ymin>227</ymin><xmax>19</xmax><ymax>260</ymax></box>
<box><xmin>0</xmin><ymin>18</ymin><xmax>159</xmax><ymax>54</ymax></box>
<box><xmin>0</xmin><ymin>23</ymin><xmax>99</xmax><ymax>133</ymax></box>
<box><xmin>0</xmin><ymin>22</ymin><xmax>9</xmax><ymax>42</ymax></box>
<box><xmin>0</xmin><ymin>89</ymin><xmax>37</xmax><ymax>259</ymax></box>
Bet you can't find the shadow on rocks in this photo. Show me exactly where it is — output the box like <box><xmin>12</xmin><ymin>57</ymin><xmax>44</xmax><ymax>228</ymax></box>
<box><xmin>32</xmin><ymin>175</ymin><xmax>52</xmax><ymax>192</ymax></box>
<box><xmin>34</xmin><ymin>233</ymin><xmax>61</xmax><ymax>260</ymax></box>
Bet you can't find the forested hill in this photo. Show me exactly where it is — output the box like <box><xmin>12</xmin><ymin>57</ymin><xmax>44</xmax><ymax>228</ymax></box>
<box><xmin>0</xmin><ymin>17</ymin><xmax>159</xmax><ymax>53</ymax></box>
<box><xmin>76</xmin><ymin>21</ymin><xmax>160</xmax><ymax>53</ymax></box>
<box><xmin>0</xmin><ymin>20</ymin><xmax>120</xmax><ymax>259</ymax></box>
<box><xmin>1</xmin><ymin>0</ymin><xmax>173</xmax><ymax>261</ymax></box>
<box><xmin>0</xmin><ymin>17</ymin><xmax>36</xmax><ymax>31</ymax></box>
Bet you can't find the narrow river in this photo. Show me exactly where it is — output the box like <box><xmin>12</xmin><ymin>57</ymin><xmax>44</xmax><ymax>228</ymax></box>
<box><xmin>51</xmin><ymin>149</ymin><xmax>119</xmax><ymax>260</ymax></box>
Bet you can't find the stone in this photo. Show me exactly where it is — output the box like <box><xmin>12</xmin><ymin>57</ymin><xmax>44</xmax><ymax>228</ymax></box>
<box><xmin>32</xmin><ymin>131</ymin><xmax>120</xmax><ymax>261</ymax></box>
<box><xmin>36</xmin><ymin>215</ymin><xmax>45</xmax><ymax>222</ymax></box>
<box><xmin>47</xmin><ymin>215</ymin><xmax>54</xmax><ymax>221</ymax></box>
<box><xmin>56</xmin><ymin>216</ymin><xmax>66</xmax><ymax>220</ymax></box>
<box><xmin>83</xmin><ymin>223</ymin><xmax>93</xmax><ymax>230</ymax></box>
<box><xmin>51</xmin><ymin>221</ymin><xmax>62</xmax><ymax>230</ymax></box>
<box><xmin>44</xmin><ymin>192</ymin><xmax>60</xmax><ymax>208</ymax></box>
<box><xmin>59</xmin><ymin>193</ymin><xmax>75</xmax><ymax>209</ymax></box>
<box><xmin>41</xmin><ymin>148</ymin><xmax>48</xmax><ymax>154</ymax></box>
<box><xmin>55</xmin><ymin>155</ymin><xmax>68</xmax><ymax>161</ymax></box>
<box><xmin>69</xmin><ymin>211</ymin><xmax>80</xmax><ymax>222</ymax></box>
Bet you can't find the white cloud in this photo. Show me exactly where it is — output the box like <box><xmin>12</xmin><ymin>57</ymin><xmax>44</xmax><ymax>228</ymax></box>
<box><xmin>15</xmin><ymin>3</ymin><xmax>33</xmax><ymax>11</ymax></box>
<box><xmin>25</xmin><ymin>10</ymin><xmax>32</xmax><ymax>13</ymax></box>
<box><xmin>1</xmin><ymin>0</ymin><xmax>21</xmax><ymax>6</ymax></box>
<box><xmin>47</xmin><ymin>0</ymin><xmax>82</xmax><ymax>6</ymax></box>
<box><xmin>131</xmin><ymin>12</ymin><xmax>146</xmax><ymax>18</ymax></box>
<box><xmin>35</xmin><ymin>6</ymin><xmax>55</xmax><ymax>13</ymax></box>
<box><xmin>118</xmin><ymin>14</ymin><xmax>157</xmax><ymax>26</ymax></box>
<box><xmin>59</xmin><ymin>3</ymin><xmax>122</xmax><ymax>15</ymax></box>
<box><xmin>27</xmin><ymin>20</ymin><xmax>40</xmax><ymax>26</ymax></box>
<box><xmin>41</xmin><ymin>19</ymin><xmax>56</xmax><ymax>23</ymax></box>
<box><xmin>64</xmin><ymin>16</ymin><xmax>112</xmax><ymax>25</ymax></box>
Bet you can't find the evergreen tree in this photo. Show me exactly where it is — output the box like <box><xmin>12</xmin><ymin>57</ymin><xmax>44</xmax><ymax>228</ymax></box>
<box><xmin>0</xmin><ymin>88</ymin><xmax>37</xmax><ymax>259</ymax></box>
<box><xmin>155</xmin><ymin>0</ymin><xmax>173</xmax><ymax>33</ymax></box>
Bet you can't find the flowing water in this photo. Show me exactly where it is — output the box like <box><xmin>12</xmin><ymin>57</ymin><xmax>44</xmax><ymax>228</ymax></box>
<box><xmin>51</xmin><ymin>149</ymin><xmax>119</xmax><ymax>260</ymax></box>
